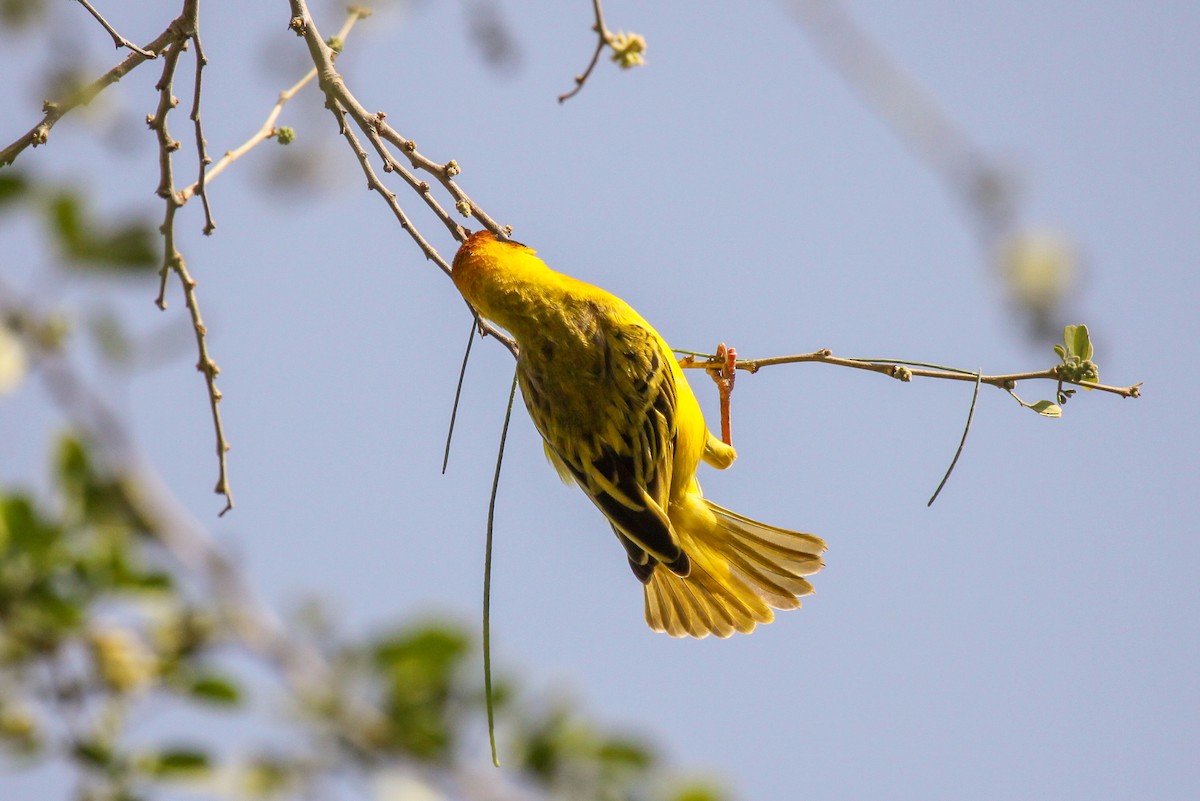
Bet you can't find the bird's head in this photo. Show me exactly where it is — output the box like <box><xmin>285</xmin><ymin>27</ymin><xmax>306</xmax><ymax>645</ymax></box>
<box><xmin>451</xmin><ymin>230</ymin><xmax>544</xmax><ymax>335</ymax></box>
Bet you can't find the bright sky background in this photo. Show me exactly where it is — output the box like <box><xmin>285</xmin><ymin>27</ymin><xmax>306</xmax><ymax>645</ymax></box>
<box><xmin>2</xmin><ymin>1</ymin><xmax>1198</xmax><ymax>799</ymax></box>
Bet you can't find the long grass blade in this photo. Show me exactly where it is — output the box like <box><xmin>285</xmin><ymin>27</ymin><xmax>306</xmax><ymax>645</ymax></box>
<box><xmin>483</xmin><ymin>368</ymin><xmax>519</xmax><ymax>767</ymax></box>
<box><xmin>928</xmin><ymin>368</ymin><xmax>982</xmax><ymax>506</ymax></box>
<box><xmin>442</xmin><ymin>320</ymin><xmax>478</xmax><ymax>474</ymax></box>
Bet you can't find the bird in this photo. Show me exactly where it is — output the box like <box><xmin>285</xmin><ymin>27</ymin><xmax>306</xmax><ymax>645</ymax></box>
<box><xmin>451</xmin><ymin>230</ymin><xmax>825</xmax><ymax>638</ymax></box>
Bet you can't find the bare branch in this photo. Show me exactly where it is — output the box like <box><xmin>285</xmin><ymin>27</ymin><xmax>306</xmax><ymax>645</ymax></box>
<box><xmin>177</xmin><ymin>9</ymin><xmax>368</xmax><ymax>204</ymax></box>
<box><xmin>189</xmin><ymin>31</ymin><xmax>216</xmax><ymax>234</ymax></box>
<box><xmin>0</xmin><ymin>21</ymin><xmax>184</xmax><ymax>167</ymax></box>
<box><xmin>147</xmin><ymin>1</ymin><xmax>234</xmax><ymax>516</ymax></box>
<box><xmin>678</xmin><ymin>348</ymin><xmax>1143</xmax><ymax>400</ymax></box>
<box><xmin>73</xmin><ymin>0</ymin><xmax>159</xmax><ymax>57</ymax></box>
<box><xmin>285</xmin><ymin>0</ymin><xmax>518</xmax><ymax>355</ymax></box>
<box><xmin>558</xmin><ymin>0</ymin><xmax>611</xmax><ymax>103</ymax></box>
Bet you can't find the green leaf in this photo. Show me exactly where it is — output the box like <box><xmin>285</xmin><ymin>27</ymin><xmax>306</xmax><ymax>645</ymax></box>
<box><xmin>1068</xmin><ymin>324</ymin><xmax>1093</xmax><ymax>362</ymax></box>
<box><xmin>54</xmin><ymin>434</ymin><xmax>91</xmax><ymax>499</ymax></box>
<box><xmin>0</xmin><ymin>173</ymin><xmax>28</xmax><ymax>209</ymax></box>
<box><xmin>672</xmin><ymin>785</ymin><xmax>728</xmax><ymax>801</ymax></box>
<box><xmin>45</xmin><ymin>191</ymin><xmax>157</xmax><ymax>273</ymax></box>
<box><xmin>597</xmin><ymin>737</ymin><xmax>654</xmax><ymax>770</ymax></box>
<box><xmin>115</xmin><ymin>570</ymin><xmax>174</xmax><ymax>592</ymax></box>
<box><xmin>72</xmin><ymin>739</ymin><xmax>114</xmax><ymax>768</ymax></box>
<box><xmin>49</xmin><ymin>192</ymin><xmax>85</xmax><ymax>252</ymax></box>
<box><xmin>1029</xmin><ymin>400</ymin><xmax>1062</xmax><ymax>418</ymax></box>
<box><xmin>142</xmin><ymin>747</ymin><xmax>211</xmax><ymax>778</ymax></box>
<box><xmin>188</xmin><ymin>674</ymin><xmax>241</xmax><ymax>706</ymax></box>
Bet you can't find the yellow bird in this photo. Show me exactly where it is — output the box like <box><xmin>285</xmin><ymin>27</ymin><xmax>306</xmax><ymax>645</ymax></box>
<box><xmin>452</xmin><ymin>230</ymin><xmax>825</xmax><ymax>638</ymax></box>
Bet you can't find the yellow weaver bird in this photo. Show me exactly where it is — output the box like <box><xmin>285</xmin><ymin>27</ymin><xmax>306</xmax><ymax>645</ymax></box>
<box><xmin>452</xmin><ymin>230</ymin><xmax>825</xmax><ymax>638</ymax></box>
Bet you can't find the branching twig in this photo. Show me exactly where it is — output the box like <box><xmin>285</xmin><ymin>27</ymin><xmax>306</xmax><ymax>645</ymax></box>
<box><xmin>558</xmin><ymin>0</ymin><xmax>611</xmax><ymax>103</ymax></box>
<box><xmin>177</xmin><ymin>9</ymin><xmax>367</xmax><ymax>204</ymax></box>
<box><xmin>678</xmin><ymin>347</ymin><xmax>1143</xmax><ymax>399</ymax></box>
<box><xmin>288</xmin><ymin>2</ymin><xmax>506</xmax><ymax>238</ymax></box>
<box><xmin>151</xmin><ymin>40</ymin><xmax>185</xmax><ymax>309</ymax></box>
<box><xmin>0</xmin><ymin>21</ymin><xmax>184</xmax><ymax>167</ymax></box>
<box><xmin>73</xmin><ymin>0</ymin><xmax>158</xmax><ymax>58</ymax></box>
<box><xmin>188</xmin><ymin>30</ymin><xmax>215</xmax><ymax>234</ymax></box>
<box><xmin>285</xmin><ymin>0</ymin><xmax>517</xmax><ymax>355</ymax></box>
<box><xmin>147</xmin><ymin>0</ymin><xmax>233</xmax><ymax>515</ymax></box>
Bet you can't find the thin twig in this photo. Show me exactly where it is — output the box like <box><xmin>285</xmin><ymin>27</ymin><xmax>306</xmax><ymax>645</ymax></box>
<box><xmin>927</xmin><ymin>369</ymin><xmax>981</xmax><ymax>506</ymax></box>
<box><xmin>178</xmin><ymin>8</ymin><xmax>368</xmax><ymax>204</ymax></box>
<box><xmin>484</xmin><ymin>369</ymin><xmax>520</xmax><ymax>768</ymax></box>
<box><xmin>285</xmin><ymin>0</ymin><xmax>518</xmax><ymax>355</ymax></box>
<box><xmin>0</xmin><ymin>21</ymin><xmax>184</xmax><ymax>167</ymax></box>
<box><xmin>188</xmin><ymin>30</ymin><xmax>215</xmax><ymax>235</ymax></box>
<box><xmin>151</xmin><ymin>40</ymin><xmax>185</xmax><ymax>310</ymax></box>
<box><xmin>558</xmin><ymin>0</ymin><xmax>611</xmax><ymax>103</ymax></box>
<box><xmin>287</xmin><ymin>1</ymin><xmax>507</xmax><ymax>239</ymax></box>
<box><xmin>679</xmin><ymin>348</ymin><xmax>1142</xmax><ymax>400</ymax></box>
<box><xmin>72</xmin><ymin>0</ymin><xmax>158</xmax><ymax>57</ymax></box>
<box><xmin>147</xmin><ymin>2</ymin><xmax>233</xmax><ymax>516</ymax></box>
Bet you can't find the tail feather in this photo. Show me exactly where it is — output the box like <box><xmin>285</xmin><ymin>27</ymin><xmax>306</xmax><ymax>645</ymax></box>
<box><xmin>646</xmin><ymin>558</ymin><xmax>765</xmax><ymax>638</ymax></box>
<box><xmin>643</xmin><ymin>498</ymin><xmax>826</xmax><ymax>639</ymax></box>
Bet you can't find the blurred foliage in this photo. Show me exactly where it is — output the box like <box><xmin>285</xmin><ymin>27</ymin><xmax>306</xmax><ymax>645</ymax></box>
<box><xmin>0</xmin><ymin>0</ymin><xmax>45</xmax><ymax>30</ymax></box>
<box><xmin>998</xmin><ymin>229</ymin><xmax>1082</xmax><ymax>341</ymax></box>
<box><xmin>47</xmin><ymin>191</ymin><xmax>157</xmax><ymax>273</ymax></box>
<box><xmin>0</xmin><ymin>170</ymin><xmax>156</xmax><ymax>274</ymax></box>
<box><xmin>0</xmin><ymin>434</ymin><xmax>726</xmax><ymax>801</ymax></box>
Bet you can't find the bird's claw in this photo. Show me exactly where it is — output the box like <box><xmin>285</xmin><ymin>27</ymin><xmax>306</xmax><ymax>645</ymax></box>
<box><xmin>705</xmin><ymin>343</ymin><xmax>737</xmax><ymax>446</ymax></box>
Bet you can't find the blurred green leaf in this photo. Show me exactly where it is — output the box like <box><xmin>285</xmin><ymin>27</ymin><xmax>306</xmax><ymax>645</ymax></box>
<box><xmin>368</xmin><ymin>623</ymin><xmax>472</xmax><ymax>761</ymax></box>
<box><xmin>45</xmin><ymin>191</ymin><xmax>157</xmax><ymax>273</ymax></box>
<box><xmin>188</xmin><ymin>674</ymin><xmax>242</xmax><ymax>706</ymax></box>
<box><xmin>141</xmin><ymin>747</ymin><xmax>211</xmax><ymax>778</ymax></box>
<box><xmin>597</xmin><ymin>736</ymin><xmax>654</xmax><ymax>770</ymax></box>
<box><xmin>88</xmin><ymin>311</ymin><xmax>135</xmax><ymax>366</ymax></box>
<box><xmin>241</xmin><ymin>756</ymin><xmax>297</xmax><ymax>798</ymax></box>
<box><xmin>672</xmin><ymin>784</ymin><xmax>728</xmax><ymax>801</ymax></box>
<box><xmin>72</xmin><ymin>738</ymin><xmax>114</xmax><ymax>769</ymax></box>
<box><xmin>0</xmin><ymin>172</ymin><xmax>28</xmax><ymax>209</ymax></box>
<box><xmin>0</xmin><ymin>0</ymin><xmax>48</xmax><ymax>29</ymax></box>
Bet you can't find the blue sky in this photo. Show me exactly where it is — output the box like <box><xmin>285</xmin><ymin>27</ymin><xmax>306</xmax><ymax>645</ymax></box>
<box><xmin>2</xmin><ymin>1</ymin><xmax>1198</xmax><ymax>799</ymax></box>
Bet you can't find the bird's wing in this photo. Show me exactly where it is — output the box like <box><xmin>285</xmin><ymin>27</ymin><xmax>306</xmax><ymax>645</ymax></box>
<box><xmin>529</xmin><ymin>318</ymin><xmax>687</xmax><ymax>575</ymax></box>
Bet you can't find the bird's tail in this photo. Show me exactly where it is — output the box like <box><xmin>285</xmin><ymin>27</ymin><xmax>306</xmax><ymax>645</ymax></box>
<box><xmin>644</xmin><ymin>497</ymin><xmax>826</xmax><ymax>638</ymax></box>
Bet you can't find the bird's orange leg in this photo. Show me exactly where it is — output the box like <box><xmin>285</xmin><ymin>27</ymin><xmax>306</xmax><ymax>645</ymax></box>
<box><xmin>705</xmin><ymin>342</ymin><xmax>737</xmax><ymax>446</ymax></box>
